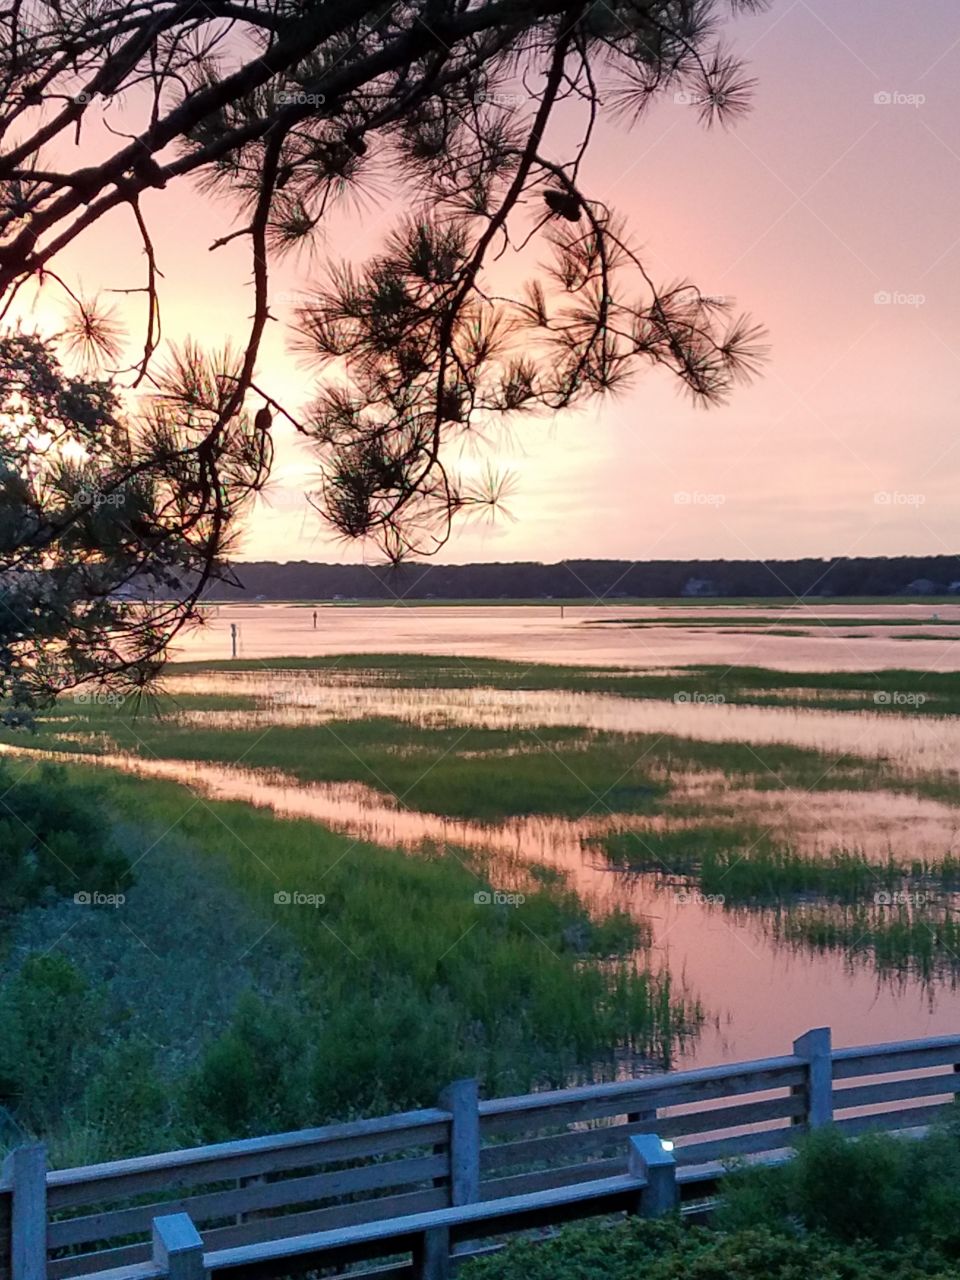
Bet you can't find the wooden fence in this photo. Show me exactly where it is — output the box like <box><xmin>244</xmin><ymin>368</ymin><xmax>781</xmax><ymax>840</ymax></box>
<box><xmin>2</xmin><ymin>1027</ymin><xmax>960</xmax><ymax>1280</ymax></box>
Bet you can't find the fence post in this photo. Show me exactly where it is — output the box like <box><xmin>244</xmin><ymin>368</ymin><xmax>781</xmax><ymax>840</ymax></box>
<box><xmin>2</xmin><ymin>1144</ymin><xmax>46</xmax><ymax>1280</ymax></box>
<box><xmin>628</xmin><ymin>1134</ymin><xmax>678</xmax><ymax>1218</ymax></box>
<box><xmin>152</xmin><ymin>1213</ymin><xmax>207</xmax><ymax>1280</ymax></box>
<box><xmin>438</xmin><ymin>1078</ymin><xmax>480</xmax><ymax>1205</ymax></box>
<box><xmin>793</xmin><ymin>1027</ymin><xmax>833</xmax><ymax>1130</ymax></box>
<box><xmin>413</xmin><ymin>1227</ymin><xmax>451</xmax><ymax>1280</ymax></box>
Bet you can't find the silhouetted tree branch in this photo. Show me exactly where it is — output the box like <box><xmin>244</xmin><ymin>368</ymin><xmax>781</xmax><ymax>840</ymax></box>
<box><xmin>0</xmin><ymin>0</ymin><xmax>769</xmax><ymax>701</ymax></box>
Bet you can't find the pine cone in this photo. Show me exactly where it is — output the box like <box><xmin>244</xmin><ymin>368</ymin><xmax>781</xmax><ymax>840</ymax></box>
<box><xmin>132</xmin><ymin>155</ymin><xmax>166</xmax><ymax>189</ymax></box>
<box><xmin>439</xmin><ymin>386</ymin><xmax>465</xmax><ymax>422</ymax></box>
<box><xmin>543</xmin><ymin>189</ymin><xmax>582</xmax><ymax>221</ymax></box>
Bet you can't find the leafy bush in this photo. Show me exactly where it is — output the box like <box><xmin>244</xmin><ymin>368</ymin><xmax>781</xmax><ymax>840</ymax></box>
<box><xmin>309</xmin><ymin>985</ymin><xmax>464</xmax><ymax>1118</ymax></box>
<box><xmin>461</xmin><ymin>1218</ymin><xmax>954</xmax><ymax>1280</ymax></box>
<box><xmin>184</xmin><ymin>985</ymin><xmax>464</xmax><ymax>1139</ymax></box>
<box><xmin>0</xmin><ymin>955</ymin><xmax>107</xmax><ymax>1129</ymax></box>
<box><xmin>77</xmin><ymin>1041</ymin><xmax>171</xmax><ymax>1160</ymax></box>
<box><xmin>182</xmin><ymin>993</ymin><xmax>314</xmax><ymax>1142</ymax></box>
<box><xmin>716</xmin><ymin>1122</ymin><xmax>960</xmax><ymax>1255</ymax></box>
<box><xmin>0</xmin><ymin>762</ymin><xmax>130</xmax><ymax>913</ymax></box>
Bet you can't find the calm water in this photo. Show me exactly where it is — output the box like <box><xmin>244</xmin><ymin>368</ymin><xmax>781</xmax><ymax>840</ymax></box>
<box><xmin>16</xmin><ymin>609</ymin><xmax>960</xmax><ymax>1067</ymax></box>
<box><xmin>6</xmin><ymin>739</ymin><xmax>959</xmax><ymax>1066</ymax></box>
<box><xmin>167</xmin><ymin>671</ymin><xmax>960</xmax><ymax>776</ymax></box>
<box><xmin>177</xmin><ymin>602</ymin><xmax>960</xmax><ymax>672</ymax></box>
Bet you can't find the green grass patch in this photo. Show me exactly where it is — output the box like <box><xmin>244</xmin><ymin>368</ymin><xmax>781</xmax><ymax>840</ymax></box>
<box><xmin>102</xmin><ymin>768</ymin><xmax>700</xmax><ymax>1115</ymax></box>
<box><xmin>9</xmin><ymin>706</ymin><xmax>927</xmax><ymax>821</ymax></box>
<box><xmin>10</xmin><ymin>717</ymin><xmax>665</xmax><ymax>820</ymax></box>
<box><xmin>775</xmin><ymin>903</ymin><xmax>960</xmax><ymax>980</ymax></box>
<box><xmin>0</xmin><ymin>762</ymin><xmax>700</xmax><ymax>1160</ymax></box>
<box><xmin>597</xmin><ymin>828</ymin><xmax>960</xmax><ymax>905</ymax></box>
<box><xmin>158</xmin><ymin>654</ymin><xmax>960</xmax><ymax>714</ymax></box>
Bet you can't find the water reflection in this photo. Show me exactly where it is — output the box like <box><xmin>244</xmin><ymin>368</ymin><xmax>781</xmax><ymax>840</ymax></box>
<box><xmin>174</xmin><ymin>603</ymin><xmax>960</xmax><ymax>673</ymax></box>
<box><xmin>165</xmin><ymin>671</ymin><xmax>960</xmax><ymax>779</ymax></box>
<box><xmin>4</xmin><ymin>740</ymin><xmax>960</xmax><ymax>1066</ymax></box>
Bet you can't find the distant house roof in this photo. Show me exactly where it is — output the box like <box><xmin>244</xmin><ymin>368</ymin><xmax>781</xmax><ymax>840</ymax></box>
<box><xmin>682</xmin><ymin>577</ymin><xmax>718</xmax><ymax>597</ymax></box>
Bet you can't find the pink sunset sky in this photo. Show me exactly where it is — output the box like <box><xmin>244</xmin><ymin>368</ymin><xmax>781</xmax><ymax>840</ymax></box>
<box><xmin>22</xmin><ymin>0</ymin><xmax>960</xmax><ymax>565</ymax></box>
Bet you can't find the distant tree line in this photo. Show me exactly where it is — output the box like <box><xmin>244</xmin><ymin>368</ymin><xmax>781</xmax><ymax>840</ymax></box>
<box><xmin>194</xmin><ymin>557</ymin><xmax>960</xmax><ymax>601</ymax></box>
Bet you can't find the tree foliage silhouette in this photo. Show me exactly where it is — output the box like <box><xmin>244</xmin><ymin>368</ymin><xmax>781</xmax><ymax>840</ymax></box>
<box><xmin>0</xmin><ymin>0</ymin><xmax>768</xmax><ymax>699</ymax></box>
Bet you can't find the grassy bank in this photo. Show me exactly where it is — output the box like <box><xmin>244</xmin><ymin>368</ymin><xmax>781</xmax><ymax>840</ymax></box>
<box><xmin>774</xmin><ymin>904</ymin><xmax>960</xmax><ymax>981</ymax></box>
<box><xmin>0</xmin><ymin>763</ymin><xmax>699</xmax><ymax>1164</ymax></box>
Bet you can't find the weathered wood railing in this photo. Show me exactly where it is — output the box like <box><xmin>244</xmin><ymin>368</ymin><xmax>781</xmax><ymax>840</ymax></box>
<box><xmin>2</xmin><ymin>1027</ymin><xmax>959</xmax><ymax>1280</ymax></box>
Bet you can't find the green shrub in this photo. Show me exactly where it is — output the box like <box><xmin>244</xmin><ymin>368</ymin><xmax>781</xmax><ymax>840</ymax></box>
<box><xmin>461</xmin><ymin>1218</ymin><xmax>953</xmax><ymax>1280</ymax></box>
<box><xmin>0</xmin><ymin>762</ymin><xmax>130</xmax><ymax>913</ymax></box>
<box><xmin>182</xmin><ymin>993</ymin><xmax>313</xmax><ymax>1142</ymax></box>
<box><xmin>310</xmin><ymin>985</ymin><xmax>463</xmax><ymax>1117</ymax></box>
<box><xmin>0</xmin><ymin>955</ymin><xmax>107</xmax><ymax>1129</ymax></box>
<box><xmin>77</xmin><ymin>1041</ymin><xmax>171</xmax><ymax>1159</ymax></box>
<box><xmin>716</xmin><ymin>1120</ymin><xmax>960</xmax><ymax>1255</ymax></box>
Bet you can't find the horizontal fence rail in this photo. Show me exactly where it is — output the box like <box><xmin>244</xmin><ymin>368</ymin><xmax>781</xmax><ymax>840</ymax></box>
<box><xmin>1</xmin><ymin>1028</ymin><xmax>959</xmax><ymax>1280</ymax></box>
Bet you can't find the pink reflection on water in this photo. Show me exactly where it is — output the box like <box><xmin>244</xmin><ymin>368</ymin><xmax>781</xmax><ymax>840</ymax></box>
<box><xmin>165</xmin><ymin>670</ymin><xmax>960</xmax><ymax>778</ymax></box>
<box><xmin>172</xmin><ymin>603</ymin><xmax>960</xmax><ymax>672</ymax></box>
<box><xmin>4</xmin><ymin>742</ymin><xmax>960</xmax><ymax>1068</ymax></box>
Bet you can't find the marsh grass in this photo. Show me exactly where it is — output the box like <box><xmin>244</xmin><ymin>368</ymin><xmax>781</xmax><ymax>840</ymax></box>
<box><xmin>101</xmin><ymin>768</ymin><xmax>701</xmax><ymax>1121</ymax></box>
<box><xmin>8</xmin><ymin>700</ymin><xmax>931</xmax><ymax>822</ymax></box>
<box><xmin>6</xmin><ymin>653</ymin><xmax>960</xmax><ymax>1159</ymax></box>
<box><xmin>598</xmin><ymin>822</ymin><xmax>960</xmax><ymax>906</ymax></box>
<box><xmin>0</xmin><ymin>760</ymin><xmax>701</xmax><ymax>1161</ymax></box>
<box><xmin>599</xmin><ymin>828</ymin><xmax>892</xmax><ymax>902</ymax></box>
<box><xmin>774</xmin><ymin>904</ymin><xmax>960</xmax><ymax>980</ymax></box>
<box><xmin>159</xmin><ymin>653</ymin><xmax>960</xmax><ymax>713</ymax></box>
